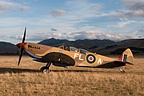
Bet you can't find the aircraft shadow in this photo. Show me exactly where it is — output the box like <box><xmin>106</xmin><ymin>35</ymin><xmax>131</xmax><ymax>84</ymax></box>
<box><xmin>50</xmin><ymin>69</ymin><xmax>95</xmax><ymax>73</ymax></box>
<box><xmin>0</xmin><ymin>67</ymin><xmax>100</xmax><ymax>74</ymax></box>
<box><xmin>0</xmin><ymin>68</ymin><xmax>40</xmax><ymax>74</ymax></box>
<box><xmin>1</xmin><ymin>67</ymin><xmax>138</xmax><ymax>74</ymax></box>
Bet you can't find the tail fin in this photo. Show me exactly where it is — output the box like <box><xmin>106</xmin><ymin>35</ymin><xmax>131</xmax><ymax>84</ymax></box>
<box><xmin>119</xmin><ymin>48</ymin><xmax>134</xmax><ymax>64</ymax></box>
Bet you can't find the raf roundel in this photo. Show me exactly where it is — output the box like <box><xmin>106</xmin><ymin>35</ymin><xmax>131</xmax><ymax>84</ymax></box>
<box><xmin>86</xmin><ymin>54</ymin><xmax>96</xmax><ymax>64</ymax></box>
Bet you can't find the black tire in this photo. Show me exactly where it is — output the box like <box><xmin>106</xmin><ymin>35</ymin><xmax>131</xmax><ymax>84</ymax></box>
<box><xmin>40</xmin><ymin>66</ymin><xmax>50</xmax><ymax>73</ymax></box>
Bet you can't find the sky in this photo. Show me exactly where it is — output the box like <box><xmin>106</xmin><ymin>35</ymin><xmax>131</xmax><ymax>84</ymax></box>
<box><xmin>0</xmin><ymin>0</ymin><xmax>144</xmax><ymax>44</ymax></box>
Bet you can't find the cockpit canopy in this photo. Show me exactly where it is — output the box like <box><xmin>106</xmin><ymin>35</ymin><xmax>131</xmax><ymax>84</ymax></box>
<box><xmin>59</xmin><ymin>45</ymin><xmax>88</xmax><ymax>54</ymax></box>
<box><xmin>69</xmin><ymin>47</ymin><xmax>88</xmax><ymax>54</ymax></box>
<box><xmin>79</xmin><ymin>48</ymin><xmax>88</xmax><ymax>54</ymax></box>
<box><xmin>69</xmin><ymin>47</ymin><xmax>78</xmax><ymax>52</ymax></box>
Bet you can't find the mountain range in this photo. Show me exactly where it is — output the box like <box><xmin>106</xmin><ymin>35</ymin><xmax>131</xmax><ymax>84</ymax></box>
<box><xmin>39</xmin><ymin>38</ymin><xmax>144</xmax><ymax>55</ymax></box>
<box><xmin>0</xmin><ymin>38</ymin><xmax>144</xmax><ymax>55</ymax></box>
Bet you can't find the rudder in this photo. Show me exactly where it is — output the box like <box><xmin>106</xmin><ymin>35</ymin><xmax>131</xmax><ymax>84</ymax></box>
<box><xmin>119</xmin><ymin>48</ymin><xmax>134</xmax><ymax>64</ymax></box>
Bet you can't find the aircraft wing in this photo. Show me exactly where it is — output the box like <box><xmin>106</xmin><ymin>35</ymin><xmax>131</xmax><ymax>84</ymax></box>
<box><xmin>41</xmin><ymin>52</ymin><xmax>75</xmax><ymax>66</ymax></box>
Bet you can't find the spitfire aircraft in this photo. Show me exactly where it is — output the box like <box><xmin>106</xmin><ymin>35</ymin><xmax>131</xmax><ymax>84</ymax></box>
<box><xmin>16</xmin><ymin>28</ymin><xmax>134</xmax><ymax>73</ymax></box>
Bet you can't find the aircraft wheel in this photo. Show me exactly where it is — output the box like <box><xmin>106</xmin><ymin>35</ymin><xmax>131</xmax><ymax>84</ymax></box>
<box><xmin>40</xmin><ymin>66</ymin><xmax>50</xmax><ymax>73</ymax></box>
<box><xmin>119</xmin><ymin>68</ymin><xmax>125</xmax><ymax>73</ymax></box>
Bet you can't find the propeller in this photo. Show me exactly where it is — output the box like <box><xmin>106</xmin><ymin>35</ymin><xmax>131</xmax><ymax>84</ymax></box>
<box><xmin>22</xmin><ymin>27</ymin><xmax>26</xmax><ymax>43</ymax></box>
<box><xmin>16</xmin><ymin>27</ymin><xmax>26</xmax><ymax>66</ymax></box>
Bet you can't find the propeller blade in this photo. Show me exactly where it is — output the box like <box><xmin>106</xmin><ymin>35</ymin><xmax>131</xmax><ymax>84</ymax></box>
<box><xmin>17</xmin><ymin>27</ymin><xmax>27</xmax><ymax>66</ymax></box>
<box><xmin>18</xmin><ymin>49</ymin><xmax>24</xmax><ymax>66</ymax></box>
<box><xmin>22</xmin><ymin>27</ymin><xmax>26</xmax><ymax>43</ymax></box>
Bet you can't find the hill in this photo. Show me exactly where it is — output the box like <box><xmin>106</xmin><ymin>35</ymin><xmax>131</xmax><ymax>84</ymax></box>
<box><xmin>91</xmin><ymin>39</ymin><xmax>144</xmax><ymax>55</ymax></box>
<box><xmin>39</xmin><ymin>38</ymin><xmax>115</xmax><ymax>50</ymax></box>
<box><xmin>0</xmin><ymin>42</ymin><xmax>19</xmax><ymax>55</ymax></box>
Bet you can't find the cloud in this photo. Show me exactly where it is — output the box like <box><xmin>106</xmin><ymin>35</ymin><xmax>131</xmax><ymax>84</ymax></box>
<box><xmin>66</xmin><ymin>0</ymin><xmax>102</xmax><ymax>18</ymax></box>
<box><xmin>0</xmin><ymin>1</ymin><xmax>13</xmax><ymax>12</ymax></box>
<box><xmin>131</xmin><ymin>29</ymin><xmax>144</xmax><ymax>38</ymax></box>
<box><xmin>0</xmin><ymin>10</ymin><xmax>3</xmax><ymax>14</ymax></box>
<box><xmin>0</xmin><ymin>1</ymin><xmax>29</xmax><ymax>14</ymax></box>
<box><xmin>51</xmin><ymin>28</ymin><xmax>57</xmax><ymax>31</ymax></box>
<box><xmin>118</xmin><ymin>0</ymin><xmax>144</xmax><ymax>18</ymax></box>
<box><xmin>72</xmin><ymin>31</ymin><xmax>131</xmax><ymax>41</ymax></box>
<box><xmin>20</xmin><ymin>6</ymin><xmax>29</xmax><ymax>11</ymax></box>
<box><xmin>51</xmin><ymin>9</ymin><xmax>65</xmax><ymax>17</ymax></box>
<box><xmin>20</xmin><ymin>30</ymin><xmax>134</xmax><ymax>42</ymax></box>
<box><xmin>114</xmin><ymin>19</ymin><xmax>135</xmax><ymax>28</ymax></box>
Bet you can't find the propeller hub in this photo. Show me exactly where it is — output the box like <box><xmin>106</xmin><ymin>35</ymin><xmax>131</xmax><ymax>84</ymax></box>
<box><xmin>16</xmin><ymin>43</ymin><xmax>25</xmax><ymax>49</ymax></box>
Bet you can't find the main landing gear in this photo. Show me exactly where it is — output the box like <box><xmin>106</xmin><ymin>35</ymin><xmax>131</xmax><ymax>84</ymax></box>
<box><xmin>40</xmin><ymin>62</ymin><xmax>51</xmax><ymax>73</ymax></box>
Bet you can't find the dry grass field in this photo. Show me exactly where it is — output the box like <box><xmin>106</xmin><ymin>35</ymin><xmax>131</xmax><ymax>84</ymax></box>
<box><xmin>0</xmin><ymin>55</ymin><xmax>144</xmax><ymax>96</ymax></box>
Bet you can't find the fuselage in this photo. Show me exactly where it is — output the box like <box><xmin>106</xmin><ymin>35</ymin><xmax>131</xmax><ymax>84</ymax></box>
<box><xmin>22</xmin><ymin>42</ymin><xmax>116</xmax><ymax>67</ymax></box>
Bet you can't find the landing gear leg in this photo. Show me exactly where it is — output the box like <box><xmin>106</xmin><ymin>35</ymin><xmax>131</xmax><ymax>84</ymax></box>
<box><xmin>40</xmin><ymin>62</ymin><xmax>51</xmax><ymax>73</ymax></box>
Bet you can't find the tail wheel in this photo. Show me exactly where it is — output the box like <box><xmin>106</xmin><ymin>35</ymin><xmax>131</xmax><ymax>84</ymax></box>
<box><xmin>119</xmin><ymin>68</ymin><xmax>125</xmax><ymax>73</ymax></box>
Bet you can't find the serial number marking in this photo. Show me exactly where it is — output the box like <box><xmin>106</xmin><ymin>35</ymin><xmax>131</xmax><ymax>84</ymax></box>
<box><xmin>28</xmin><ymin>45</ymin><xmax>40</xmax><ymax>49</ymax></box>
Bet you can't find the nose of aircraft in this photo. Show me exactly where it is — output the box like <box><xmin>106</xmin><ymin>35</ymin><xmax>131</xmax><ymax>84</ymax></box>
<box><xmin>16</xmin><ymin>43</ymin><xmax>25</xmax><ymax>49</ymax></box>
<box><xmin>16</xmin><ymin>42</ymin><xmax>26</xmax><ymax>66</ymax></box>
